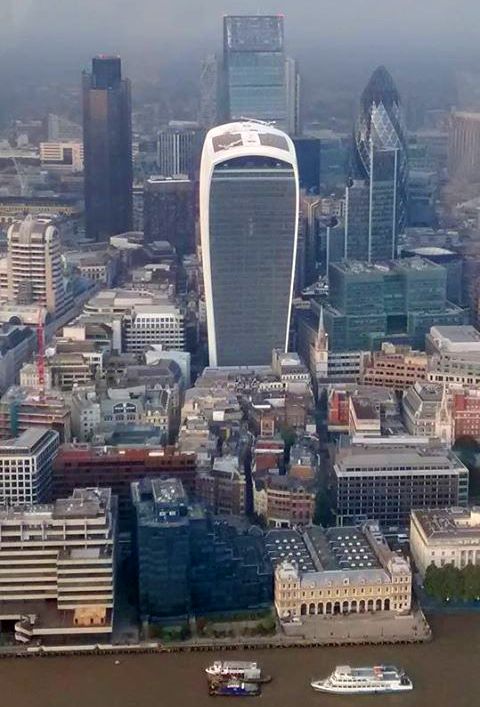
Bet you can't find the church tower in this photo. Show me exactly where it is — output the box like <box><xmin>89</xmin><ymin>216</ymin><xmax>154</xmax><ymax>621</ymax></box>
<box><xmin>311</xmin><ymin>306</ymin><xmax>329</xmax><ymax>384</ymax></box>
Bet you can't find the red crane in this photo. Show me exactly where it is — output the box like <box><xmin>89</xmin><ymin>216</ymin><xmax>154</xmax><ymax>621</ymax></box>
<box><xmin>36</xmin><ymin>308</ymin><xmax>45</xmax><ymax>396</ymax></box>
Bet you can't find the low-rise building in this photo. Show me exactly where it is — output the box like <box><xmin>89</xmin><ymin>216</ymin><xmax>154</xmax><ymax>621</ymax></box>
<box><xmin>410</xmin><ymin>507</ymin><xmax>480</xmax><ymax>577</ymax></box>
<box><xmin>0</xmin><ymin>487</ymin><xmax>117</xmax><ymax>643</ymax></box>
<box><xmin>195</xmin><ymin>456</ymin><xmax>246</xmax><ymax>516</ymax></box>
<box><xmin>53</xmin><ymin>444</ymin><xmax>196</xmax><ymax>528</ymax></box>
<box><xmin>254</xmin><ymin>473</ymin><xmax>316</xmax><ymax>528</ymax></box>
<box><xmin>402</xmin><ymin>381</ymin><xmax>453</xmax><ymax>444</ymax></box>
<box><xmin>452</xmin><ymin>389</ymin><xmax>480</xmax><ymax>441</ymax></box>
<box><xmin>271</xmin><ymin>522</ymin><xmax>412</xmax><ymax>620</ymax></box>
<box><xmin>361</xmin><ymin>343</ymin><xmax>428</xmax><ymax>391</ymax></box>
<box><xmin>0</xmin><ymin>386</ymin><xmax>71</xmax><ymax>442</ymax></box>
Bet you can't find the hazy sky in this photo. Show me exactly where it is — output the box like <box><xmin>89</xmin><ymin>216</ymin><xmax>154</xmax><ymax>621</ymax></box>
<box><xmin>2</xmin><ymin>0</ymin><xmax>480</xmax><ymax>77</ymax></box>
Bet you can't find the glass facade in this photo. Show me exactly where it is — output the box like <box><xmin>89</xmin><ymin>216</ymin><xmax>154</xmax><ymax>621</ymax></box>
<box><xmin>324</xmin><ymin>259</ymin><xmax>469</xmax><ymax>352</ymax></box>
<box><xmin>346</xmin><ymin>66</ymin><xmax>409</xmax><ymax>262</ymax></box>
<box><xmin>223</xmin><ymin>16</ymin><xmax>287</xmax><ymax>128</ymax></box>
<box><xmin>132</xmin><ymin>479</ymin><xmax>273</xmax><ymax>622</ymax></box>
<box><xmin>82</xmin><ymin>56</ymin><xmax>133</xmax><ymax>241</ymax></box>
<box><xmin>209</xmin><ymin>156</ymin><xmax>297</xmax><ymax>366</ymax></box>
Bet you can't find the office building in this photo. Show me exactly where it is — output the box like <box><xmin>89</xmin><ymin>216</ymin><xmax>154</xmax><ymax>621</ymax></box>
<box><xmin>333</xmin><ymin>442</ymin><xmax>469</xmax><ymax>527</ymax></box>
<box><xmin>199</xmin><ymin>55</ymin><xmax>220</xmax><ymax>129</ymax></box>
<box><xmin>0</xmin><ymin>488</ymin><xmax>117</xmax><ymax>644</ymax></box>
<box><xmin>448</xmin><ymin>112</ymin><xmax>480</xmax><ymax>182</ymax></box>
<box><xmin>271</xmin><ymin>522</ymin><xmax>412</xmax><ymax>619</ymax></box>
<box><xmin>410</xmin><ymin>507</ymin><xmax>480</xmax><ymax>577</ymax></box>
<box><xmin>53</xmin><ymin>444</ymin><xmax>196</xmax><ymax>527</ymax></box>
<box><xmin>7</xmin><ymin>216</ymin><xmax>72</xmax><ymax>318</ymax></box>
<box><xmin>132</xmin><ymin>478</ymin><xmax>272</xmax><ymax>621</ymax></box>
<box><xmin>361</xmin><ymin>343</ymin><xmax>428</xmax><ymax>391</ymax></box>
<box><xmin>157</xmin><ymin>122</ymin><xmax>202</xmax><ymax>178</ymax></box>
<box><xmin>143</xmin><ymin>176</ymin><xmax>196</xmax><ymax>254</ymax></box>
<box><xmin>0</xmin><ymin>325</ymin><xmax>37</xmax><ymax>395</ymax></box>
<box><xmin>426</xmin><ymin>325</ymin><xmax>480</xmax><ymax>388</ymax></box>
<box><xmin>0</xmin><ymin>428</ymin><xmax>59</xmax><ymax>506</ymax></box>
<box><xmin>39</xmin><ymin>141</ymin><xmax>84</xmax><ymax>172</ymax></box>
<box><xmin>200</xmin><ymin>121</ymin><xmax>298</xmax><ymax>366</ymax></box>
<box><xmin>345</xmin><ymin>66</ymin><xmax>408</xmax><ymax>262</ymax></box>
<box><xmin>0</xmin><ymin>386</ymin><xmax>71</xmax><ymax>443</ymax></box>
<box><xmin>292</xmin><ymin>136</ymin><xmax>321</xmax><ymax>194</ymax></box>
<box><xmin>323</xmin><ymin>259</ymin><xmax>468</xmax><ymax>352</ymax></box>
<box><xmin>222</xmin><ymin>15</ymin><xmax>298</xmax><ymax>133</ymax></box>
<box><xmin>223</xmin><ymin>15</ymin><xmax>286</xmax><ymax>127</ymax></box>
<box><xmin>401</xmin><ymin>247</ymin><xmax>463</xmax><ymax>306</ymax></box>
<box><xmin>402</xmin><ymin>382</ymin><xmax>452</xmax><ymax>444</ymax></box>
<box><xmin>82</xmin><ymin>55</ymin><xmax>132</xmax><ymax>240</ymax></box>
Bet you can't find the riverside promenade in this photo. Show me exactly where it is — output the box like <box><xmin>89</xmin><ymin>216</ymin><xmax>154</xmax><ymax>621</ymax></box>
<box><xmin>0</xmin><ymin>608</ymin><xmax>430</xmax><ymax>658</ymax></box>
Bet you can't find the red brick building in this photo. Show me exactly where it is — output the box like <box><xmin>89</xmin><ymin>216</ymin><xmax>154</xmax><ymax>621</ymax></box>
<box><xmin>53</xmin><ymin>444</ymin><xmax>196</xmax><ymax>526</ymax></box>
<box><xmin>453</xmin><ymin>390</ymin><xmax>480</xmax><ymax>441</ymax></box>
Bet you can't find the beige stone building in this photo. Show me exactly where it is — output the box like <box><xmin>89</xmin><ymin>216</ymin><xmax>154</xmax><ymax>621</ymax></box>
<box><xmin>272</xmin><ymin>523</ymin><xmax>412</xmax><ymax>620</ymax></box>
<box><xmin>361</xmin><ymin>343</ymin><xmax>428</xmax><ymax>391</ymax></box>
<box><xmin>410</xmin><ymin>507</ymin><xmax>480</xmax><ymax>577</ymax></box>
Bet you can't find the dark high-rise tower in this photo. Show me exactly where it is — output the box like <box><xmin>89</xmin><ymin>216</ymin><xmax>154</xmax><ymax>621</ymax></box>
<box><xmin>82</xmin><ymin>55</ymin><xmax>133</xmax><ymax>241</ymax></box>
<box><xmin>345</xmin><ymin>66</ymin><xmax>408</xmax><ymax>262</ymax></box>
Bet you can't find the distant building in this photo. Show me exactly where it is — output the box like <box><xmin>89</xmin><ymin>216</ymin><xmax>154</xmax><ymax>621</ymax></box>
<box><xmin>452</xmin><ymin>389</ymin><xmax>480</xmax><ymax>441</ymax></box>
<box><xmin>143</xmin><ymin>176</ymin><xmax>195</xmax><ymax>254</ymax></box>
<box><xmin>426</xmin><ymin>325</ymin><xmax>480</xmax><ymax>388</ymax></box>
<box><xmin>40</xmin><ymin>141</ymin><xmax>84</xmax><ymax>172</ymax></box>
<box><xmin>82</xmin><ymin>55</ymin><xmax>132</xmax><ymax>240</ymax></box>
<box><xmin>0</xmin><ymin>325</ymin><xmax>37</xmax><ymax>395</ymax></box>
<box><xmin>346</xmin><ymin>66</ymin><xmax>409</xmax><ymax>262</ymax></box>
<box><xmin>271</xmin><ymin>522</ymin><xmax>412</xmax><ymax>620</ymax></box>
<box><xmin>157</xmin><ymin>122</ymin><xmax>202</xmax><ymax>178</ymax></box>
<box><xmin>7</xmin><ymin>216</ymin><xmax>72</xmax><ymax>318</ymax></box>
<box><xmin>200</xmin><ymin>121</ymin><xmax>298</xmax><ymax>366</ymax></box>
<box><xmin>410</xmin><ymin>507</ymin><xmax>480</xmax><ymax>577</ymax></box>
<box><xmin>448</xmin><ymin>112</ymin><xmax>480</xmax><ymax>182</ymax></box>
<box><xmin>292</xmin><ymin>136</ymin><xmax>321</xmax><ymax>194</ymax></box>
<box><xmin>0</xmin><ymin>488</ymin><xmax>117</xmax><ymax>644</ymax></box>
<box><xmin>132</xmin><ymin>478</ymin><xmax>272</xmax><ymax>621</ymax></box>
<box><xmin>222</xmin><ymin>15</ymin><xmax>295</xmax><ymax>132</ymax></box>
<box><xmin>0</xmin><ymin>428</ymin><xmax>59</xmax><ymax>505</ymax></box>
<box><xmin>199</xmin><ymin>55</ymin><xmax>220</xmax><ymax>130</ymax></box>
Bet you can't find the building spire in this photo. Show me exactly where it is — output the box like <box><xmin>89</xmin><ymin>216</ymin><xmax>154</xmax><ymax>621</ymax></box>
<box><xmin>316</xmin><ymin>305</ymin><xmax>328</xmax><ymax>350</ymax></box>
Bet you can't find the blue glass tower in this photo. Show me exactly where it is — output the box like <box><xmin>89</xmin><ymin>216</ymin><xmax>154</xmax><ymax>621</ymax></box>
<box><xmin>345</xmin><ymin>66</ymin><xmax>409</xmax><ymax>262</ymax></box>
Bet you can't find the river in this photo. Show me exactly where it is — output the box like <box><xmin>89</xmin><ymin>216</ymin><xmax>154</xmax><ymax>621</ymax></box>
<box><xmin>0</xmin><ymin>614</ymin><xmax>476</xmax><ymax>707</ymax></box>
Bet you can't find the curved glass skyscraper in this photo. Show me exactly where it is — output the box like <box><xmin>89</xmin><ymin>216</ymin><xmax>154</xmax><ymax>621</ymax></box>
<box><xmin>200</xmin><ymin>121</ymin><xmax>299</xmax><ymax>366</ymax></box>
<box><xmin>345</xmin><ymin>66</ymin><xmax>408</xmax><ymax>262</ymax></box>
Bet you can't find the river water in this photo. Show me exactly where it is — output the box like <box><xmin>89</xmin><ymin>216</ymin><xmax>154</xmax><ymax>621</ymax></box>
<box><xmin>0</xmin><ymin>614</ymin><xmax>477</xmax><ymax>707</ymax></box>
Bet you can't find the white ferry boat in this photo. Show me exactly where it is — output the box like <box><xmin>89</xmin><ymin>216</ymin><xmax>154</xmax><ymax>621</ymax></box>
<box><xmin>206</xmin><ymin>661</ymin><xmax>261</xmax><ymax>681</ymax></box>
<box><xmin>311</xmin><ymin>665</ymin><xmax>413</xmax><ymax>694</ymax></box>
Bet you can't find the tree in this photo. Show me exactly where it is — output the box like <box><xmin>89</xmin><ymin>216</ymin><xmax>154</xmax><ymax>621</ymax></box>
<box><xmin>313</xmin><ymin>489</ymin><xmax>334</xmax><ymax>527</ymax></box>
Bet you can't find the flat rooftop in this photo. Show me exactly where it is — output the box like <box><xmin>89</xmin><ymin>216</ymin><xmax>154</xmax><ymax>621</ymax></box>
<box><xmin>430</xmin><ymin>325</ymin><xmax>480</xmax><ymax>345</ymax></box>
<box><xmin>413</xmin><ymin>507</ymin><xmax>480</xmax><ymax>540</ymax></box>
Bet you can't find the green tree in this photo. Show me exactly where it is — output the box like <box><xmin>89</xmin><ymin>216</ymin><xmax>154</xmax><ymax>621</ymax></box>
<box><xmin>461</xmin><ymin>564</ymin><xmax>480</xmax><ymax>601</ymax></box>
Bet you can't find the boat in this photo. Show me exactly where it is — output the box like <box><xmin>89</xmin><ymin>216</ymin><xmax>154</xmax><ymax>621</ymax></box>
<box><xmin>209</xmin><ymin>679</ymin><xmax>260</xmax><ymax>697</ymax></box>
<box><xmin>206</xmin><ymin>661</ymin><xmax>261</xmax><ymax>681</ymax></box>
<box><xmin>311</xmin><ymin>665</ymin><xmax>413</xmax><ymax>694</ymax></box>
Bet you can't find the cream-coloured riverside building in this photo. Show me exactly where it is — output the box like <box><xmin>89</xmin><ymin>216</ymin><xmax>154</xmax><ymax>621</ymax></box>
<box><xmin>0</xmin><ymin>487</ymin><xmax>117</xmax><ymax>643</ymax></box>
<box><xmin>272</xmin><ymin>522</ymin><xmax>412</xmax><ymax>620</ymax></box>
<box><xmin>410</xmin><ymin>507</ymin><xmax>480</xmax><ymax>577</ymax></box>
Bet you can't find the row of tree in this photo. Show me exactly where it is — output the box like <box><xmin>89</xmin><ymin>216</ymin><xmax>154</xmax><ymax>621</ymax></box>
<box><xmin>424</xmin><ymin>563</ymin><xmax>480</xmax><ymax>602</ymax></box>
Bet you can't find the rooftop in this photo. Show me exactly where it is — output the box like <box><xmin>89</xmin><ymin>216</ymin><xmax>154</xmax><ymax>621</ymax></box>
<box><xmin>413</xmin><ymin>507</ymin><xmax>480</xmax><ymax>540</ymax></box>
